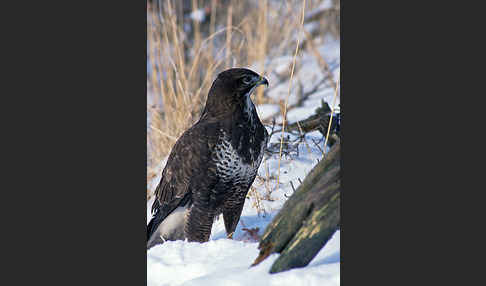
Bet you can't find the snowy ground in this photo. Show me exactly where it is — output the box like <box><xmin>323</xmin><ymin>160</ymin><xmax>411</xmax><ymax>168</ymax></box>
<box><xmin>147</xmin><ymin>35</ymin><xmax>340</xmax><ymax>286</ymax></box>
<box><xmin>147</xmin><ymin>231</ymin><xmax>340</xmax><ymax>286</ymax></box>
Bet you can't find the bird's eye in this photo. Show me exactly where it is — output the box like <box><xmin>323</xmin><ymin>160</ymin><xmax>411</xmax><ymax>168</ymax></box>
<box><xmin>242</xmin><ymin>76</ymin><xmax>253</xmax><ymax>85</ymax></box>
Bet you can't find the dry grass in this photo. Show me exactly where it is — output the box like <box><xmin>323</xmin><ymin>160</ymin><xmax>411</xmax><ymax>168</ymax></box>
<box><xmin>322</xmin><ymin>69</ymin><xmax>340</xmax><ymax>157</ymax></box>
<box><xmin>276</xmin><ymin>0</ymin><xmax>306</xmax><ymax>189</ymax></box>
<box><xmin>147</xmin><ymin>0</ymin><xmax>340</xmax><ymax>198</ymax></box>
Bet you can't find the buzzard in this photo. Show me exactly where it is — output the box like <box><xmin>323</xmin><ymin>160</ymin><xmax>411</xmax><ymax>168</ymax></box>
<box><xmin>147</xmin><ymin>68</ymin><xmax>269</xmax><ymax>249</ymax></box>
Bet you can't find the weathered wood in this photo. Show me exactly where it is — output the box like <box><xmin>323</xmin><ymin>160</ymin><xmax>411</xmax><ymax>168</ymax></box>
<box><xmin>252</xmin><ymin>139</ymin><xmax>341</xmax><ymax>273</ymax></box>
<box><xmin>283</xmin><ymin>100</ymin><xmax>338</xmax><ymax>137</ymax></box>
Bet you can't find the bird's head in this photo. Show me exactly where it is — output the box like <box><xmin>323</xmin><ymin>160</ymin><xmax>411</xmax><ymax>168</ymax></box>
<box><xmin>203</xmin><ymin>68</ymin><xmax>269</xmax><ymax>116</ymax></box>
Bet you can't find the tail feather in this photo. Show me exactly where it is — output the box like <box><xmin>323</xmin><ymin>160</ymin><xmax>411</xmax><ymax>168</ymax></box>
<box><xmin>147</xmin><ymin>210</ymin><xmax>164</xmax><ymax>243</ymax></box>
<box><xmin>147</xmin><ymin>195</ymin><xmax>191</xmax><ymax>249</ymax></box>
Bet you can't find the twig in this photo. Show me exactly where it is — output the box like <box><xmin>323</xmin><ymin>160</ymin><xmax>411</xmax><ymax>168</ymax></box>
<box><xmin>311</xmin><ymin>138</ymin><xmax>324</xmax><ymax>155</ymax></box>
<box><xmin>296</xmin><ymin>120</ymin><xmax>312</xmax><ymax>155</ymax></box>
<box><xmin>290</xmin><ymin>181</ymin><xmax>296</xmax><ymax>193</ymax></box>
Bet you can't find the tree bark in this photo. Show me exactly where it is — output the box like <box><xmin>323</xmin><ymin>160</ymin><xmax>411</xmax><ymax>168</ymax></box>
<box><xmin>252</xmin><ymin>139</ymin><xmax>341</xmax><ymax>273</ymax></box>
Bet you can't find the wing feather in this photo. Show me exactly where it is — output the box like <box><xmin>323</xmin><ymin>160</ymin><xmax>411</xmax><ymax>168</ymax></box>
<box><xmin>151</xmin><ymin>120</ymin><xmax>221</xmax><ymax>221</ymax></box>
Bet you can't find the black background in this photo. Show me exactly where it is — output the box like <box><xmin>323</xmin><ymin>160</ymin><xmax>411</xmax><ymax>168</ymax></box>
<box><xmin>1</xmin><ymin>0</ymin><xmax>483</xmax><ymax>284</ymax></box>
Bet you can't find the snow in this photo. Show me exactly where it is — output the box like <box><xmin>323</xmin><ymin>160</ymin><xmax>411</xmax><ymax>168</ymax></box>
<box><xmin>148</xmin><ymin>231</ymin><xmax>340</xmax><ymax>286</ymax></box>
<box><xmin>189</xmin><ymin>9</ymin><xmax>206</xmax><ymax>23</ymax></box>
<box><xmin>147</xmin><ymin>19</ymin><xmax>340</xmax><ymax>286</ymax></box>
<box><xmin>255</xmin><ymin>104</ymin><xmax>280</xmax><ymax>120</ymax></box>
<box><xmin>265</xmin><ymin>36</ymin><xmax>340</xmax><ymax>109</ymax></box>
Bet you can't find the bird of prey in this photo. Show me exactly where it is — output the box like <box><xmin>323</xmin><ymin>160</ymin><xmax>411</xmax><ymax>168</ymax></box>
<box><xmin>147</xmin><ymin>68</ymin><xmax>269</xmax><ymax>249</ymax></box>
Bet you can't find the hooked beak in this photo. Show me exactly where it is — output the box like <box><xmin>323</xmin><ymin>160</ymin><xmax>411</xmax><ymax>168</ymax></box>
<box><xmin>256</xmin><ymin>76</ymin><xmax>269</xmax><ymax>87</ymax></box>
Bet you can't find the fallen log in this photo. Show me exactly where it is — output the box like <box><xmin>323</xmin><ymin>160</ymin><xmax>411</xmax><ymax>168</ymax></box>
<box><xmin>252</xmin><ymin>138</ymin><xmax>341</xmax><ymax>273</ymax></box>
<box><xmin>285</xmin><ymin>100</ymin><xmax>339</xmax><ymax>136</ymax></box>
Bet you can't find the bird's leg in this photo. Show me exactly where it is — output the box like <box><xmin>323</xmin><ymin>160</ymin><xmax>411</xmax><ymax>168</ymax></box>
<box><xmin>223</xmin><ymin>199</ymin><xmax>245</xmax><ymax>239</ymax></box>
<box><xmin>185</xmin><ymin>205</ymin><xmax>215</xmax><ymax>243</ymax></box>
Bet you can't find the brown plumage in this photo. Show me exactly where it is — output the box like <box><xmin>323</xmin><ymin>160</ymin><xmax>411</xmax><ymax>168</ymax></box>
<box><xmin>147</xmin><ymin>68</ymin><xmax>269</xmax><ymax>248</ymax></box>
